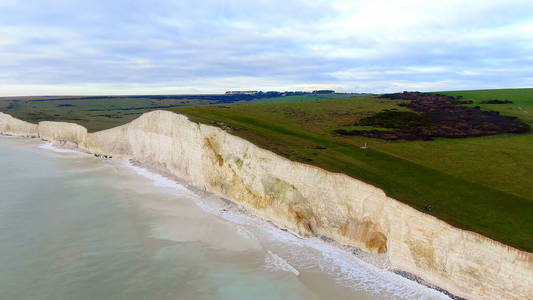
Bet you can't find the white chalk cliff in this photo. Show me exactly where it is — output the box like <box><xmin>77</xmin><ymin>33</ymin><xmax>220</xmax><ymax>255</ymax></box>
<box><xmin>1</xmin><ymin>110</ymin><xmax>531</xmax><ymax>299</ymax></box>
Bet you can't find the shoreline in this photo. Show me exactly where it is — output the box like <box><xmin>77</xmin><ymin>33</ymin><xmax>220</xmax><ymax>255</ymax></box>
<box><xmin>0</xmin><ymin>137</ymin><xmax>481</xmax><ymax>300</ymax></box>
<box><xmin>8</xmin><ymin>136</ymin><xmax>453</xmax><ymax>299</ymax></box>
<box><xmin>107</xmin><ymin>156</ymin><xmax>464</xmax><ymax>299</ymax></box>
<box><xmin>1</xmin><ymin>110</ymin><xmax>531</xmax><ymax>300</ymax></box>
<box><xmin>124</xmin><ymin>156</ymin><xmax>466</xmax><ymax>299</ymax></box>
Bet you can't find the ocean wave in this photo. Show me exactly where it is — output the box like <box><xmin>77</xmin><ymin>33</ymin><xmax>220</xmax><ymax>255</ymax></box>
<box><xmin>265</xmin><ymin>250</ymin><xmax>300</xmax><ymax>276</ymax></box>
<box><xmin>191</xmin><ymin>194</ymin><xmax>250</xmax><ymax>226</ymax></box>
<box><xmin>125</xmin><ymin>162</ymin><xmax>194</xmax><ymax>197</ymax></box>
<box><xmin>235</xmin><ymin>225</ymin><xmax>257</xmax><ymax>241</ymax></box>
<box><xmin>39</xmin><ymin>143</ymin><xmax>80</xmax><ymax>153</ymax></box>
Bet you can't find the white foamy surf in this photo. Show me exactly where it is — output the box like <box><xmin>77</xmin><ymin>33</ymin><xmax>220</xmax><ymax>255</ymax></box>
<box><xmin>236</xmin><ymin>225</ymin><xmax>258</xmax><ymax>241</ymax></box>
<box><xmin>265</xmin><ymin>250</ymin><xmax>300</xmax><ymax>276</ymax></box>
<box><xmin>188</xmin><ymin>195</ymin><xmax>450</xmax><ymax>299</ymax></box>
<box><xmin>125</xmin><ymin>161</ymin><xmax>194</xmax><ymax>197</ymax></box>
<box><xmin>38</xmin><ymin>143</ymin><xmax>80</xmax><ymax>153</ymax></box>
<box><xmin>188</xmin><ymin>195</ymin><xmax>452</xmax><ymax>299</ymax></box>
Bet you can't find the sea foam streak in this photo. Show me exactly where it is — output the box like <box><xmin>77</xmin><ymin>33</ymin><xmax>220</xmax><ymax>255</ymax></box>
<box><xmin>236</xmin><ymin>225</ymin><xmax>257</xmax><ymax>241</ymax></box>
<box><xmin>39</xmin><ymin>143</ymin><xmax>80</xmax><ymax>153</ymax></box>
<box><xmin>125</xmin><ymin>162</ymin><xmax>193</xmax><ymax>196</ymax></box>
<box><xmin>265</xmin><ymin>250</ymin><xmax>300</xmax><ymax>276</ymax></box>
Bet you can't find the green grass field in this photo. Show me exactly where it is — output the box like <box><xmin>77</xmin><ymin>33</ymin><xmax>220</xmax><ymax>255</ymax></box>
<box><xmin>0</xmin><ymin>93</ymin><xmax>350</xmax><ymax>132</ymax></box>
<box><xmin>0</xmin><ymin>96</ymin><xmax>214</xmax><ymax>132</ymax></box>
<box><xmin>171</xmin><ymin>91</ymin><xmax>533</xmax><ymax>251</ymax></box>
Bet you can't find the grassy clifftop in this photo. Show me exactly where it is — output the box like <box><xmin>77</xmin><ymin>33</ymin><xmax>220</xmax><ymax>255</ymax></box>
<box><xmin>171</xmin><ymin>92</ymin><xmax>533</xmax><ymax>251</ymax></box>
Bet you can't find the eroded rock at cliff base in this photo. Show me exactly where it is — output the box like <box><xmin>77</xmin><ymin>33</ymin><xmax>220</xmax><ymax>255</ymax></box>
<box><xmin>340</xmin><ymin>217</ymin><xmax>388</xmax><ymax>254</ymax></box>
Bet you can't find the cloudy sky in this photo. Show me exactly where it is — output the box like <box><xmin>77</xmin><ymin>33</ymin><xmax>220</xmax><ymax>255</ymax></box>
<box><xmin>1</xmin><ymin>0</ymin><xmax>532</xmax><ymax>96</ymax></box>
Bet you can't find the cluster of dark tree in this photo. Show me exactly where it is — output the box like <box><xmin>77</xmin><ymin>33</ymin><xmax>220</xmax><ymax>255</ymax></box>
<box><xmin>457</xmin><ymin>99</ymin><xmax>474</xmax><ymax>104</ymax></box>
<box><xmin>94</xmin><ymin>114</ymin><xmax>123</xmax><ymax>118</ymax></box>
<box><xmin>336</xmin><ymin>92</ymin><xmax>530</xmax><ymax>140</ymax></box>
<box><xmin>312</xmin><ymin>90</ymin><xmax>335</xmax><ymax>94</ymax></box>
<box><xmin>480</xmin><ymin>99</ymin><xmax>514</xmax><ymax>104</ymax></box>
<box><xmin>208</xmin><ymin>91</ymin><xmax>313</xmax><ymax>104</ymax></box>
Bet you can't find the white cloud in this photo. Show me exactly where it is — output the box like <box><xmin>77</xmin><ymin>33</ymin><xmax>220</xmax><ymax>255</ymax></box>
<box><xmin>0</xmin><ymin>0</ymin><xmax>532</xmax><ymax>95</ymax></box>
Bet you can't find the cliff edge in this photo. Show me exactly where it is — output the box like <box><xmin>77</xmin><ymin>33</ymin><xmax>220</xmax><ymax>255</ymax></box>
<box><xmin>1</xmin><ymin>110</ymin><xmax>531</xmax><ymax>300</ymax></box>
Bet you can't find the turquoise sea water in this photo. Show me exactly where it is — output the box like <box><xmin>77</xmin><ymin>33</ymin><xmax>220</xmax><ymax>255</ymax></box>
<box><xmin>0</xmin><ymin>137</ymin><xmax>450</xmax><ymax>300</ymax></box>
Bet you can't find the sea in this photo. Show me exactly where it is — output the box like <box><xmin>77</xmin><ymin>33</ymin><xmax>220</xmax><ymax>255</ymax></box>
<box><xmin>0</xmin><ymin>136</ymin><xmax>451</xmax><ymax>300</ymax></box>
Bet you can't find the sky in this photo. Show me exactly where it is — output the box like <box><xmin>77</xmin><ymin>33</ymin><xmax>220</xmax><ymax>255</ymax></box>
<box><xmin>1</xmin><ymin>0</ymin><xmax>533</xmax><ymax>96</ymax></box>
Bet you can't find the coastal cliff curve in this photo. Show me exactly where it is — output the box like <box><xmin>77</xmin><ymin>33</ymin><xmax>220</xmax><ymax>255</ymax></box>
<box><xmin>0</xmin><ymin>110</ymin><xmax>531</xmax><ymax>300</ymax></box>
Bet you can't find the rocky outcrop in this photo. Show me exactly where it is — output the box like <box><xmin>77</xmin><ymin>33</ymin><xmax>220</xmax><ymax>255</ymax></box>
<box><xmin>0</xmin><ymin>110</ymin><xmax>531</xmax><ymax>300</ymax></box>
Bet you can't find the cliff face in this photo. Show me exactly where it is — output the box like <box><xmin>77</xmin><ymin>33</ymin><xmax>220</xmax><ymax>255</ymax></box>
<box><xmin>88</xmin><ymin>124</ymin><xmax>131</xmax><ymax>158</ymax></box>
<box><xmin>0</xmin><ymin>112</ymin><xmax>38</xmax><ymax>137</ymax></box>
<box><xmin>0</xmin><ymin>110</ymin><xmax>531</xmax><ymax>300</ymax></box>
<box><xmin>38</xmin><ymin>121</ymin><xmax>88</xmax><ymax>149</ymax></box>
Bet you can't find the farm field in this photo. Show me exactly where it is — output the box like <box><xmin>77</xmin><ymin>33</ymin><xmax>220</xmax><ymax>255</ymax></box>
<box><xmin>0</xmin><ymin>93</ymin><xmax>348</xmax><ymax>132</ymax></box>
<box><xmin>171</xmin><ymin>91</ymin><xmax>533</xmax><ymax>251</ymax></box>
<box><xmin>0</xmin><ymin>96</ymin><xmax>210</xmax><ymax>131</ymax></box>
